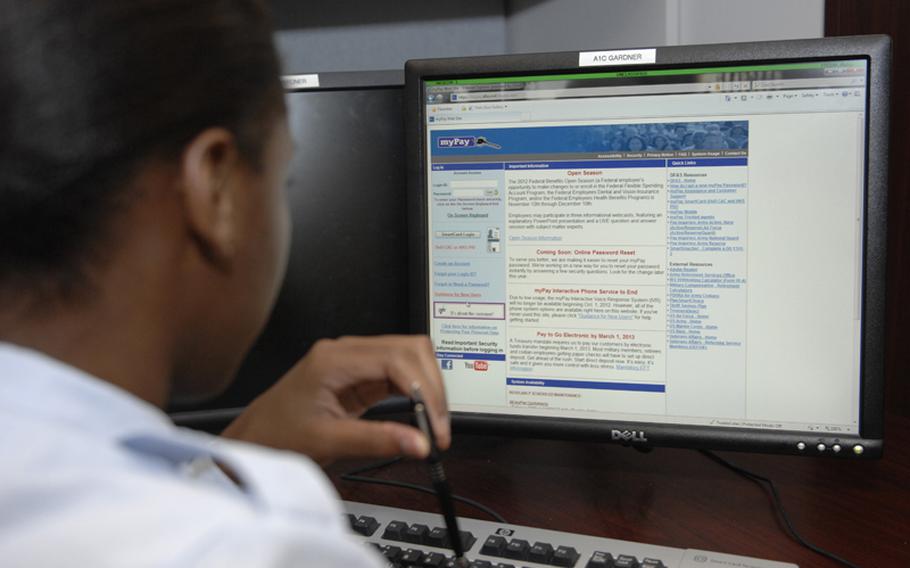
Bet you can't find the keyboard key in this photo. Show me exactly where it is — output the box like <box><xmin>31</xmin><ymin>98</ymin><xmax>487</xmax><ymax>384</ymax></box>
<box><xmin>552</xmin><ymin>545</ymin><xmax>580</xmax><ymax>567</ymax></box>
<box><xmin>400</xmin><ymin>548</ymin><xmax>425</xmax><ymax>564</ymax></box>
<box><xmin>458</xmin><ymin>530</ymin><xmax>478</xmax><ymax>552</ymax></box>
<box><xmin>469</xmin><ymin>561</ymin><xmax>492</xmax><ymax>568</ymax></box>
<box><xmin>586</xmin><ymin>551</ymin><xmax>615</xmax><ymax>568</ymax></box>
<box><xmin>425</xmin><ymin>527</ymin><xmax>478</xmax><ymax>551</ymax></box>
<box><xmin>528</xmin><ymin>542</ymin><xmax>554</xmax><ymax>564</ymax></box>
<box><xmin>503</xmin><ymin>539</ymin><xmax>530</xmax><ymax>560</ymax></box>
<box><xmin>404</xmin><ymin>524</ymin><xmax>430</xmax><ymax>544</ymax></box>
<box><xmin>493</xmin><ymin>564</ymin><xmax>515</xmax><ymax>568</ymax></box>
<box><xmin>352</xmin><ymin>516</ymin><xmax>380</xmax><ymax>537</ymax></box>
<box><xmin>381</xmin><ymin>545</ymin><xmax>402</xmax><ymax>561</ymax></box>
<box><xmin>346</xmin><ymin>514</ymin><xmax>357</xmax><ymax>529</ymax></box>
<box><xmin>641</xmin><ymin>559</ymin><xmax>665</xmax><ymax>568</ymax></box>
<box><xmin>480</xmin><ymin>535</ymin><xmax>507</xmax><ymax>557</ymax></box>
<box><xmin>421</xmin><ymin>552</ymin><xmax>447</xmax><ymax>567</ymax></box>
<box><xmin>614</xmin><ymin>554</ymin><xmax>639</xmax><ymax>568</ymax></box>
<box><xmin>427</xmin><ymin>527</ymin><xmax>449</xmax><ymax>548</ymax></box>
<box><xmin>383</xmin><ymin>520</ymin><xmax>408</xmax><ymax>542</ymax></box>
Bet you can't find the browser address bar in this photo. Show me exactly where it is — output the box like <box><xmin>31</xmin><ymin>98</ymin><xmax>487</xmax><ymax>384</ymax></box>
<box><xmin>451</xmin><ymin>82</ymin><xmax>745</xmax><ymax>102</ymax></box>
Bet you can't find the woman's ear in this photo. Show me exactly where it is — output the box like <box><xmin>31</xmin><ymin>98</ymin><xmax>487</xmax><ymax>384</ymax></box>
<box><xmin>178</xmin><ymin>128</ymin><xmax>240</xmax><ymax>270</ymax></box>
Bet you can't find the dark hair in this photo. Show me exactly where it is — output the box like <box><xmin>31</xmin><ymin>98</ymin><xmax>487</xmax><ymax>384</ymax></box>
<box><xmin>0</xmin><ymin>0</ymin><xmax>284</xmax><ymax>299</ymax></box>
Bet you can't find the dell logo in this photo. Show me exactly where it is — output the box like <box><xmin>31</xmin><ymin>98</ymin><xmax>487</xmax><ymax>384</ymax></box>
<box><xmin>611</xmin><ymin>429</ymin><xmax>648</xmax><ymax>443</ymax></box>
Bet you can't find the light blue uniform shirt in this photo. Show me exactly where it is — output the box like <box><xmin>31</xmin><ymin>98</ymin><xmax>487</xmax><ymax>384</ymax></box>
<box><xmin>0</xmin><ymin>343</ymin><xmax>384</xmax><ymax>567</ymax></box>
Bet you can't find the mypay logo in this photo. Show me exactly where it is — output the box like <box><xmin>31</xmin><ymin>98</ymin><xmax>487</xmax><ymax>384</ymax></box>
<box><xmin>437</xmin><ymin>136</ymin><xmax>476</xmax><ymax>148</ymax></box>
<box><xmin>611</xmin><ymin>429</ymin><xmax>648</xmax><ymax>443</ymax></box>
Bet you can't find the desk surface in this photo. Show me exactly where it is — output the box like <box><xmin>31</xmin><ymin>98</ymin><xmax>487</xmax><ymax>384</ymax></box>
<box><xmin>327</xmin><ymin>413</ymin><xmax>910</xmax><ymax>568</ymax></box>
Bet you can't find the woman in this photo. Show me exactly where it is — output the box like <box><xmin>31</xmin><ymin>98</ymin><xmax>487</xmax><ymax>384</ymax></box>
<box><xmin>0</xmin><ymin>1</ymin><xmax>447</xmax><ymax>566</ymax></box>
<box><xmin>626</xmin><ymin>136</ymin><xmax>646</xmax><ymax>152</ymax></box>
<box><xmin>650</xmin><ymin>134</ymin><xmax>670</xmax><ymax>151</ymax></box>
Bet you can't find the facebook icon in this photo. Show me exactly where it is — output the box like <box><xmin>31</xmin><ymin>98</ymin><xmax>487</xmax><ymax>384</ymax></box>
<box><xmin>441</xmin><ymin>359</ymin><xmax>453</xmax><ymax>370</ymax></box>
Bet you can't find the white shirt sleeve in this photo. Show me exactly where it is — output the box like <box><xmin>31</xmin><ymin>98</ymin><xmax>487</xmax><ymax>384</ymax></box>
<box><xmin>0</xmin><ymin>344</ymin><xmax>386</xmax><ymax>568</ymax></box>
<box><xmin>184</xmin><ymin>517</ymin><xmax>386</xmax><ymax>568</ymax></box>
<box><xmin>0</xmin><ymin>420</ymin><xmax>385</xmax><ymax>568</ymax></box>
<box><xmin>173</xmin><ymin>436</ymin><xmax>389</xmax><ymax>568</ymax></box>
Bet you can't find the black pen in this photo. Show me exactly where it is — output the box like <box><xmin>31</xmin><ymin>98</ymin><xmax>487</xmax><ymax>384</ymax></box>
<box><xmin>412</xmin><ymin>386</ymin><xmax>469</xmax><ymax>568</ymax></box>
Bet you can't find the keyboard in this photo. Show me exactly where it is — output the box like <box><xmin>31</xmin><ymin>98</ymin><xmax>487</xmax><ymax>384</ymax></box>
<box><xmin>344</xmin><ymin>501</ymin><xmax>798</xmax><ymax>568</ymax></box>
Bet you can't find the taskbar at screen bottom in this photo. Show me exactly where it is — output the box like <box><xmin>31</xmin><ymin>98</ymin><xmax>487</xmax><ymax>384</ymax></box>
<box><xmin>448</xmin><ymin>411</ymin><xmax>878</xmax><ymax>459</ymax></box>
<box><xmin>449</xmin><ymin>402</ymin><xmax>858</xmax><ymax>436</ymax></box>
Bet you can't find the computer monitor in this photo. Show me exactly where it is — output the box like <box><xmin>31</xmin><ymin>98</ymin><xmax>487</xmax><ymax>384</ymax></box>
<box><xmin>406</xmin><ymin>36</ymin><xmax>889</xmax><ymax>458</ymax></box>
<box><xmin>170</xmin><ymin>71</ymin><xmax>409</xmax><ymax>416</ymax></box>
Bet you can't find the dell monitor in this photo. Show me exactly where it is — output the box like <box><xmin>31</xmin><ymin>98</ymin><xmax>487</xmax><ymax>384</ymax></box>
<box><xmin>406</xmin><ymin>35</ymin><xmax>889</xmax><ymax>458</ymax></box>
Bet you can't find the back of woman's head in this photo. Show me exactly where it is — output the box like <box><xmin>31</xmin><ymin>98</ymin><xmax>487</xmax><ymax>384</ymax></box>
<box><xmin>0</xmin><ymin>0</ymin><xmax>284</xmax><ymax>300</ymax></box>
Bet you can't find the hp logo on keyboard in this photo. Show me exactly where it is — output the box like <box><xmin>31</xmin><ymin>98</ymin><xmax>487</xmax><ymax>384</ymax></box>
<box><xmin>495</xmin><ymin>529</ymin><xmax>514</xmax><ymax>537</ymax></box>
<box><xmin>611</xmin><ymin>429</ymin><xmax>648</xmax><ymax>443</ymax></box>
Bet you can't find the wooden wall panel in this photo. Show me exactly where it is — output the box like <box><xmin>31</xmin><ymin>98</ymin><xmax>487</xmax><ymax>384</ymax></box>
<box><xmin>827</xmin><ymin>0</ymin><xmax>910</xmax><ymax>416</ymax></box>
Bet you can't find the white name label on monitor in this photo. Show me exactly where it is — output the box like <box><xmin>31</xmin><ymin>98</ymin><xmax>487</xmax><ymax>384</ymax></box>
<box><xmin>579</xmin><ymin>49</ymin><xmax>657</xmax><ymax>67</ymax></box>
<box><xmin>281</xmin><ymin>74</ymin><xmax>320</xmax><ymax>90</ymax></box>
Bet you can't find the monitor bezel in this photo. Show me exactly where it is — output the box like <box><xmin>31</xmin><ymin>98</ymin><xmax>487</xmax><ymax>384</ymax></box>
<box><xmin>405</xmin><ymin>35</ymin><xmax>889</xmax><ymax>458</ymax></box>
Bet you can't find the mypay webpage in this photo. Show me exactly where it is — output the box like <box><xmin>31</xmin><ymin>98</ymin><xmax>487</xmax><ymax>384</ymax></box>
<box><xmin>425</xmin><ymin>60</ymin><xmax>867</xmax><ymax>435</ymax></box>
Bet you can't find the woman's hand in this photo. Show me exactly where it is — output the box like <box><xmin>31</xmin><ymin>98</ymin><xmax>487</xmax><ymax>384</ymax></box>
<box><xmin>222</xmin><ymin>335</ymin><xmax>450</xmax><ymax>465</ymax></box>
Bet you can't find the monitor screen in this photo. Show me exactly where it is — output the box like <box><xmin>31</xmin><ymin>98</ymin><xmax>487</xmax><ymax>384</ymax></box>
<box><xmin>170</xmin><ymin>72</ymin><xmax>409</xmax><ymax>413</ymax></box>
<box><xmin>407</xmin><ymin>37</ymin><xmax>888</xmax><ymax>457</ymax></box>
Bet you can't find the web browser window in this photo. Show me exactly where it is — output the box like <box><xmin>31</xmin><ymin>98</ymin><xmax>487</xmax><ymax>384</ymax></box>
<box><xmin>424</xmin><ymin>60</ymin><xmax>868</xmax><ymax>435</ymax></box>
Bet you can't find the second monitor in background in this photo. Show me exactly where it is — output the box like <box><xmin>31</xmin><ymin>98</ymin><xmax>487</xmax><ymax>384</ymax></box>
<box><xmin>170</xmin><ymin>71</ymin><xmax>409</xmax><ymax>413</ymax></box>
